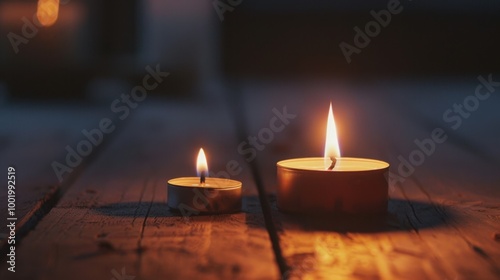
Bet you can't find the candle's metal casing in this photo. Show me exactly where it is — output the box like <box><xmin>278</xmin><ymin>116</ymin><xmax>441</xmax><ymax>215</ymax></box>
<box><xmin>277</xmin><ymin>157</ymin><xmax>389</xmax><ymax>215</ymax></box>
<box><xmin>167</xmin><ymin>177</ymin><xmax>242</xmax><ymax>214</ymax></box>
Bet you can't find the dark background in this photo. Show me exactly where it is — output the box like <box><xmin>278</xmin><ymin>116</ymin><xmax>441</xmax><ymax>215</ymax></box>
<box><xmin>0</xmin><ymin>0</ymin><xmax>499</xmax><ymax>100</ymax></box>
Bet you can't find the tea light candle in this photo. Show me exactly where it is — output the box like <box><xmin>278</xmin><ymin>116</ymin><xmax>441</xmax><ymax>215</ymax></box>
<box><xmin>168</xmin><ymin>148</ymin><xmax>242</xmax><ymax>214</ymax></box>
<box><xmin>276</xmin><ymin>104</ymin><xmax>390</xmax><ymax>215</ymax></box>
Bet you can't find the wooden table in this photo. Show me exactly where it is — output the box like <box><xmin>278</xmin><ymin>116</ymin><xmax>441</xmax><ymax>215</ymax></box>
<box><xmin>1</xmin><ymin>79</ymin><xmax>499</xmax><ymax>279</ymax></box>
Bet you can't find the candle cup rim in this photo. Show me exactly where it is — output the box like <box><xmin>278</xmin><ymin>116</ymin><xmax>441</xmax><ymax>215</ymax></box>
<box><xmin>167</xmin><ymin>177</ymin><xmax>242</xmax><ymax>189</ymax></box>
<box><xmin>277</xmin><ymin>157</ymin><xmax>389</xmax><ymax>172</ymax></box>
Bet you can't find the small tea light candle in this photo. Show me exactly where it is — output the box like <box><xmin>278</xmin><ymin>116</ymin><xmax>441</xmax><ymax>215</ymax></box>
<box><xmin>168</xmin><ymin>148</ymin><xmax>242</xmax><ymax>214</ymax></box>
<box><xmin>276</xmin><ymin>104</ymin><xmax>390</xmax><ymax>215</ymax></box>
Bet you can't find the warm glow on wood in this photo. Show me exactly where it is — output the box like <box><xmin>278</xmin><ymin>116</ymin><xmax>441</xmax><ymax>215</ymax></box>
<box><xmin>196</xmin><ymin>148</ymin><xmax>208</xmax><ymax>177</ymax></box>
<box><xmin>324</xmin><ymin>103</ymin><xmax>341</xmax><ymax>167</ymax></box>
<box><xmin>37</xmin><ymin>0</ymin><xmax>59</xmax><ymax>27</ymax></box>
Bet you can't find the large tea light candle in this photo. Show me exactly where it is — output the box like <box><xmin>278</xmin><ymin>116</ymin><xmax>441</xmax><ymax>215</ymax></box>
<box><xmin>276</xmin><ymin>104</ymin><xmax>390</xmax><ymax>215</ymax></box>
<box><xmin>168</xmin><ymin>148</ymin><xmax>242</xmax><ymax>214</ymax></box>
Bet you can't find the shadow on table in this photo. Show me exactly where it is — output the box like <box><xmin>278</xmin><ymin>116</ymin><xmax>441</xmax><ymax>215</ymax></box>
<box><xmin>94</xmin><ymin>201</ymin><xmax>245</xmax><ymax>218</ymax></box>
<box><xmin>95</xmin><ymin>202</ymin><xmax>179</xmax><ymax>218</ymax></box>
<box><xmin>94</xmin><ymin>194</ymin><xmax>265</xmax><ymax>218</ymax></box>
<box><xmin>276</xmin><ymin>198</ymin><xmax>456</xmax><ymax>233</ymax></box>
<box><xmin>93</xmin><ymin>197</ymin><xmax>270</xmax><ymax>232</ymax></box>
<box><xmin>94</xmin><ymin>198</ymin><xmax>456</xmax><ymax>233</ymax></box>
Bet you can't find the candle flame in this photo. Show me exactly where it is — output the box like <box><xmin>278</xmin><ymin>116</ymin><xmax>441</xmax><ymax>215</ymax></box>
<box><xmin>196</xmin><ymin>148</ymin><xmax>208</xmax><ymax>178</ymax></box>
<box><xmin>324</xmin><ymin>103</ymin><xmax>341</xmax><ymax>169</ymax></box>
<box><xmin>37</xmin><ymin>0</ymin><xmax>60</xmax><ymax>27</ymax></box>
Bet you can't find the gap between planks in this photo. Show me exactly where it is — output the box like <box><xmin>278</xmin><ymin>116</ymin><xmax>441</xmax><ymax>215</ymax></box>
<box><xmin>224</xmin><ymin>85</ymin><xmax>289</xmax><ymax>277</ymax></box>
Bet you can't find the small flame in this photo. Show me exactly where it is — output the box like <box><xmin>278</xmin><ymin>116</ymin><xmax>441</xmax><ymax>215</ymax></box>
<box><xmin>37</xmin><ymin>0</ymin><xmax>60</xmax><ymax>27</ymax></box>
<box><xmin>196</xmin><ymin>148</ymin><xmax>208</xmax><ymax>178</ymax></box>
<box><xmin>324</xmin><ymin>103</ymin><xmax>341</xmax><ymax>169</ymax></box>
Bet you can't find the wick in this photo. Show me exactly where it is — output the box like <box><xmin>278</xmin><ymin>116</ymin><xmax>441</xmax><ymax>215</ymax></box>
<box><xmin>327</xmin><ymin>157</ymin><xmax>337</xmax><ymax>170</ymax></box>
<box><xmin>200</xmin><ymin>171</ymin><xmax>206</xmax><ymax>186</ymax></box>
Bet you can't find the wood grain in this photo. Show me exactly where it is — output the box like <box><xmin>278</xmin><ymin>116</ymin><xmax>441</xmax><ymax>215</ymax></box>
<box><xmin>239</xmin><ymin>80</ymin><xmax>500</xmax><ymax>279</ymax></box>
<box><xmin>1</xmin><ymin>79</ymin><xmax>499</xmax><ymax>279</ymax></box>
<box><xmin>0</xmin><ymin>104</ymin><xmax>112</xmax><ymax>254</ymax></box>
<box><xmin>0</xmin><ymin>100</ymin><xmax>279</xmax><ymax>280</ymax></box>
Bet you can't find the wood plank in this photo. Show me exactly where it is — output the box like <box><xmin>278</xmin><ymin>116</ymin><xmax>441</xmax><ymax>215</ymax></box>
<box><xmin>0</xmin><ymin>103</ymin><xmax>111</xmax><ymax>252</ymax></box>
<box><xmin>240</xmin><ymin>80</ymin><xmax>500</xmax><ymax>279</ymax></box>
<box><xmin>378</xmin><ymin>82</ymin><xmax>500</xmax><ymax>279</ymax></box>
<box><xmin>0</xmin><ymin>100</ymin><xmax>280</xmax><ymax>279</ymax></box>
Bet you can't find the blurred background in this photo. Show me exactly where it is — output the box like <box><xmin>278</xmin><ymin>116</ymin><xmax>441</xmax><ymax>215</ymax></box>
<box><xmin>0</xmin><ymin>0</ymin><xmax>499</xmax><ymax>101</ymax></box>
